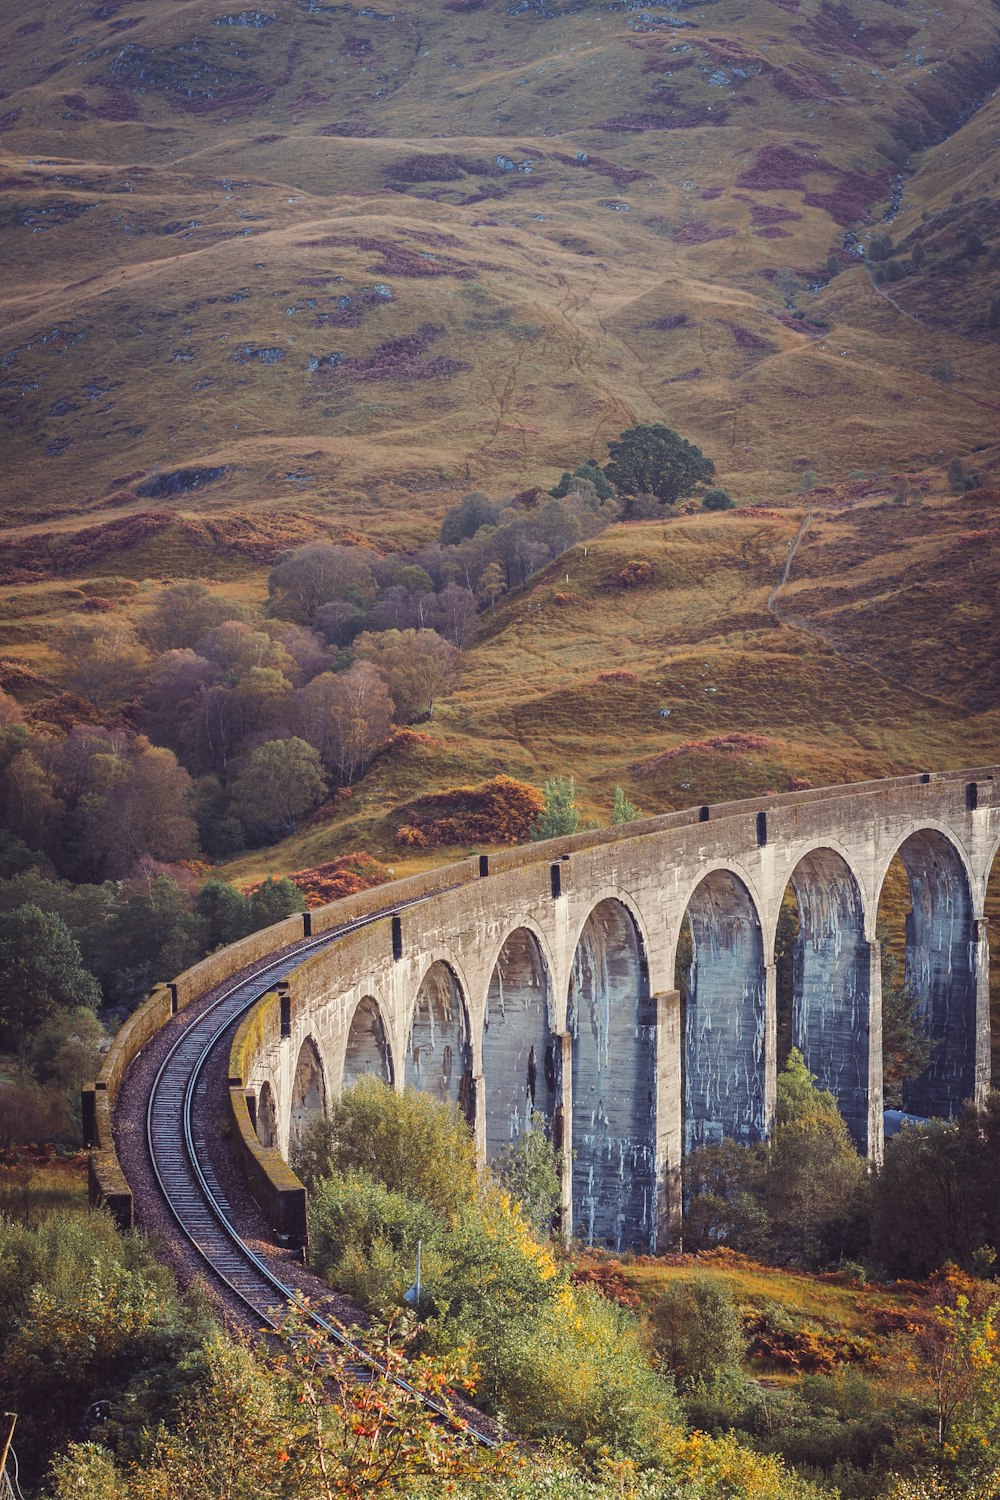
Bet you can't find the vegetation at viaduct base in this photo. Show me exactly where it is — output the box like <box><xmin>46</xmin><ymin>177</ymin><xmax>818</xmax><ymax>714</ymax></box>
<box><xmin>11</xmin><ymin>1068</ymin><xmax>1000</xmax><ymax>1500</ymax></box>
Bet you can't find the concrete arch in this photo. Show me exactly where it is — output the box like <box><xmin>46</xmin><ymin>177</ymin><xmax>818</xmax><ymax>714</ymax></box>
<box><xmin>784</xmin><ymin>847</ymin><xmax>873</xmax><ymax>1152</ymax></box>
<box><xmin>682</xmin><ymin>867</ymin><xmax>767</xmax><ymax>1152</ymax></box>
<box><xmin>667</xmin><ymin>859</ymin><xmax>766</xmax><ymax>978</ymax></box>
<box><xmin>482</xmin><ymin>926</ymin><xmax>558</xmax><ymax>1160</ymax></box>
<box><xmin>875</xmin><ymin>820</ymin><xmax>977</xmax><ymax>915</ymax></box>
<box><xmin>289</xmin><ymin>1034</ymin><xmax>328</xmax><ymax>1148</ymax></box>
<box><xmin>481</xmin><ymin>916</ymin><xmax>558</xmax><ymax>1023</ymax></box>
<box><xmin>877</xmin><ymin>824</ymin><xmax>980</xmax><ymax>1118</ymax></box>
<box><xmin>405</xmin><ymin>959</ymin><xmax>475</xmax><ymax>1123</ymax></box>
<box><xmin>342</xmin><ymin>995</ymin><xmax>394</xmax><ymax>1093</ymax></box>
<box><xmin>566</xmin><ymin>885</ymin><xmax>653</xmax><ymax>996</ymax></box>
<box><xmin>410</xmin><ymin>947</ymin><xmax>476</xmax><ymax>1033</ymax></box>
<box><xmin>568</xmin><ymin>897</ymin><xmax>656</xmax><ymax>1254</ymax></box>
<box><xmin>768</xmin><ymin>838</ymin><xmax>873</xmax><ymax>956</ymax></box>
<box><xmin>256</xmin><ymin>1079</ymin><xmax>278</xmax><ymax>1149</ymax></box>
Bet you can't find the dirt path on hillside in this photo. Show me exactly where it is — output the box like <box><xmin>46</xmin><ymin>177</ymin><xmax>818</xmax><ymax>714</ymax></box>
<box><xmin>765</xmin><ymin>505</ymin><xmax>967</xmax><ymax>712</ymax></box>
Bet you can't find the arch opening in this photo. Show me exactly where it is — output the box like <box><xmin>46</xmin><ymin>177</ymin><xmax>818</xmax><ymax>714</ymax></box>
<box><xmin>482</xmin><ymin>929</ymin><xmax>557</xmax><ymax>1159</ymax></box>
<box><xmin>682</xmin><ymin>869</ymin><xmax>766</xmax><ymax>1153</ymax></box>
<box><xmin>783</xmin><ymin>849</ymin><xmax>870</xmax><ymax>1152</ymax></box>
<box><xmin>569</xmin><ymin>899</ymin><xmax>656</xmax><ymax>1254</ymax></box>
<box><xmin>887</xmin><ymin>829</ymin><xmax>978</xmax><ymax>1119</ymax></box>
<box><xmin>289</xmin><ymin>1035</ymin><xmax>328</xmax><ymax>1147</ymax></box>
<box><xmin>405</xmin><ymin>962</ymin><xmax>474</xmax><ymax>1123</ymax></box>
<box><xmin>256</xmin><ymin>1080</ymin><xmax>278</xmax><ymax>1149</ymax></box>
<box><xmin>343</xmin><ymin>997</ymin><xmax>393</xmax><ymax>1092</ymax></box>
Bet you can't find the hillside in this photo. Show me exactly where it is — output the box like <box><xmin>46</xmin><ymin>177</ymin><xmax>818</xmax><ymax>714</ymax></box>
<box><xmin>0</xmin><ymin>0</ymin><xmax>998</xmax><ymax>550</ymax></box>
<box><xmin>0</xmin><ymin>0</ymin><xmax>996</xmax><ymax>871</ymax></box>
<box><xmin>203</xmin><ymin>505</ymin><xmax>995</xmax><ymax>882</ymax></box>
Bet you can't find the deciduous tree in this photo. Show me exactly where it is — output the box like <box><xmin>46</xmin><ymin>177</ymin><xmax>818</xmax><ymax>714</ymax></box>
<box><xmin>75</xmin><ymin>740</ymin><xmax>197</xmax><ymax>880</ymax></box>
<box><xmin>54</xmin><ymin>616</ymin><xmax>148</xmax><ymax>707</ymax></box>
<box><xmin>439</xmin><ymin>491</ymin><xmax>500</xmax><ymax>545</ymax></box>
<box><xmin>268</xmin><ymin>543</ymin><xmax>376</xmax><ymax>624</ymax></box>
<box><xmin>293</xmin><ymin>666</ymin><xmax>393</xmax><ymax>784</ymax></box>
<box><xmin>645</xmin><ymin>1275</ymin><xmax>747</xmax><ymax>1388</ymax></box>
<box><xmin>354</xmin><ymin>628</ymin><xmax>459</xmax><ymax>723</ymax></box>
<box><xmin>141</xmin><ymin>580</ymin><xmax>250</xmax><ymax>652</ymax></box>
<box><xmin>604</xmin><ymin>423</ymin><xmax>715</xmax><ymax>507</ymax></box>
<box><xmin>0</xmin><ymin>904</ymin><xmax>100</xmax><ymax>1060</ymax></box>
<box><xmin>231</xmin><ymin>737</ymin><xmax>326</xmax><ymax>838</ymax></box>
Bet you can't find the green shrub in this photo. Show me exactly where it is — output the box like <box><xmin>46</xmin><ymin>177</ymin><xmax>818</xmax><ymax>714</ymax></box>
<box><xmin>702</xmin><ymin>487</ymin><xmax>735</xmax><ymax>512</ymax></box>
<box><xmin>293</xmin><ymin>1076</ymin><xmax>478</xmax><ymax>1218</ymax></box>
<box><xmin>491</xmin><ymin>1288</ymin><xmax>682</xmax><ymax>1461</ymax></box>
<box><xmin>491</xmin><ymin>1114</ymin><xmax>562</xmax><ymax>1235</ymax></box>
<box><xmin>0</xmin><ymin>1212</ymin><xmax>210</xmax><ymax>1477</ymax></box>
<box><xmin>308</xmin><ymin>1170</ymin><xmax>436</xmax><ymax>1306</ymax></box>
<box><xmin>645</xmin><ymin>1275</ymin><xmax>747</xmax><ymax>1388</ymax></box>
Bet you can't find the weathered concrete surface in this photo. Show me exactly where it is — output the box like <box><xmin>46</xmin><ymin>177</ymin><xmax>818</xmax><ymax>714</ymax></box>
<box><xmin>216</xmin><ymin>767</ymin><xmax>1000</xmax><ymax>1250</ymax></box>
<box><xmin>343</xmin><ymin>997</ymin><xmax>394</xmax><ymax>1091</ymax></box>
<box><xmin>897</xmin><ymin>830</ymin><xmax>979</xmax><ymax>1119</ymax></box>
<box><xmin>683</xmin><ymin>869</ymin><xmax>767</xmax><ymax>1153</ymax></box>
<box><xmin>790</xmin><ymin>848</ymin><xmax>874</xmax><ymax>1152</ymax></box>
<box><xmin>482</xmin><ymin>927</ymin><xmax>556</xmax><ymax>1157</ymax></box>
<box><xmin>406</xmin><ymin>961</ymin><xmax>475</xmax><ymax>1121</ymax></box>
<box><xmin>289</xmin><ymin>1035</ymin><xmax>328</xmax><ymax>1149</ymax></box>
<box><xmin>569</xmin><ymin>899</ymin><xmax>657</xmax><ymax>1252</ymax></box>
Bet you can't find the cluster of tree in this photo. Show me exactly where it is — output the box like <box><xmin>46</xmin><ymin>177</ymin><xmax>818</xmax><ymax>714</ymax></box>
<box><xmin>865</xmin><ymin>225</ymin><xmax>990</xmax><ymax>292</ymax></box>
<box><xmin>603</xmin><ymin>424</ymin><xmax>718</xmax><ymax>516</ymax></box>
<box><xmin>266</xmin><ymin>483</ymin><xmax>616</xmax><ymax>651</ymax></box>
<box><xmin>265</xmin><ymin>424</ymin><xmax>725</xmax><ymax>664</ymax></box>
<box><xmin>529</xmin><ymin>776</ymin><xmax>641</xmax><ymax>842</ymax></box>
<box><xmin>292</xmin><ymin>1079</ymin><xmax>823</xmax><ymax>1498</ymax></box>
<box><xmin>684</xmin><ymin>1050</ymin><xmax>868</xmax><ymax>1268</ymax></box>
<box><xmin>0</xmin><ymin>699</ymin><xmax>196</xmax><ymax>884</ymax></box>
<box><xmin>870</xmin><ymin>1098</ymin><xmax>1000</xmax><ymax>1281</ymax></box>
<box><xmin>11</xmin><ymin>1076</ymin><xmax>1000</xmax><ymax>1500</ymax></box>
<box><xmin>0</xmin><ymin>866</ymin><xmax>304</xmax><ymax>1142</ymax></box>
<box><xmin>655</xmin><ymin>1270</ymin><xmax>1000</xmax><ymax>1500</ymax></box>
<box><xmin>552</xmin><ymin>428</ymin><xmax>726</xmax><ymax>519</ymax></box>
<box><xmin>0</xmin><ymin>1209</ymin><xmax>502</xmax><ymax>1500</ymax></box>
<box><xmin>33</xmin><ymin>422</ymin><xmax>724</xmax><ymax>862</ymax></box>
<box><xmin>683</xmin><ymin>1051</ymin><xmax>1000</xmax><ymax>1292</ymax></box>
<box><xmin>37</xmin><ymin>585</ymin><xmax>466</xmax><ymax>855</ymax></box>
<box><xmin>0</xmin><ymin>1183</ymin><xmax>835</xmax><ymax>1500</ymax></box>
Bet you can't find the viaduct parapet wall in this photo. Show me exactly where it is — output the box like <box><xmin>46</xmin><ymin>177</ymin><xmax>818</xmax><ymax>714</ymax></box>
<box><xmin>228</xmin><ymin>767</ymin><xmax>999</xmax><ymax>1253</ymax></box>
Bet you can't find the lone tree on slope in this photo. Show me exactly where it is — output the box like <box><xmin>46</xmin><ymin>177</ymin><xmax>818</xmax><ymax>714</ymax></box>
<box><xmin>603</xmin><ymin>423</ymin><xmax>715</xmax><ymax>508</ymax></box>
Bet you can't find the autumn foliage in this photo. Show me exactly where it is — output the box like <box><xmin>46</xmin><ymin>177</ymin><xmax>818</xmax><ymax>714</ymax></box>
<box><xmin>395</xmin><ymin>774</ymin><xmax>543</xmax><ymax>849</ymax></box>
<box><xmin>613</xmin><ymin>559</ymin><xmax>656</xmax><ymax>589</ymax></box>
<box><xmin>283</xmin><ymin>852</ymin><xmax>391</xmax><ymax>908</ymax></box>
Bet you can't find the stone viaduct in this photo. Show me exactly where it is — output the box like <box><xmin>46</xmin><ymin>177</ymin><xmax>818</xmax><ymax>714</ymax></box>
<box><xmin>238</xmin><ymin>767</ymin><xmax>999</xmax><ymax>1254</ymax></box>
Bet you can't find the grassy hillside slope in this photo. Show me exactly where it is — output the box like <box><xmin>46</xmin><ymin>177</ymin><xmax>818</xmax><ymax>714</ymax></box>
<box><xmin>0</xmin><ymin>0</ymin><xmax>995</xmax><ymax>882</ymax></box>
<box><xmin>0</xmin><ymin>0</ymin><xmax>998</xmax><ymax>543</ymax></box>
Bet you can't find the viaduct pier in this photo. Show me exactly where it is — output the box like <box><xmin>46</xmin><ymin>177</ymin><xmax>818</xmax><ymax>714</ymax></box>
<box><xmin>89</xmin><ymin>766</ymin><xmax>1000</xmax><ymax>1257</ymax></box>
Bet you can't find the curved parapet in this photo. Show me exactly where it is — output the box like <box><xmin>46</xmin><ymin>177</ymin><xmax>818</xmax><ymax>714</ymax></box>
<box><xmin>84</xmin><ymin>914</ymin><xmax>309</xmax><ymax>1225</ymax></box>
<box><xmin>229</xmin><ymin>994</ymin><xmax>309</xmax><ymax>1249</ymax></box>
<box><xmin>88</xmin><ymin>766</ymin><xmax>999</xmax><ymax>1252</ymax></box>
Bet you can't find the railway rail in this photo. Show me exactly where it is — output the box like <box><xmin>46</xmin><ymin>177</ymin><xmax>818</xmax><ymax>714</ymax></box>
<box><xmin>142</xmin><ymin>894</ymin><xmax>496</xmax><ymax>1447</ymax></box>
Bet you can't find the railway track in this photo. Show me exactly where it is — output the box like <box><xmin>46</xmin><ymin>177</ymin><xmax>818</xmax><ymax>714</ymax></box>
<box><xmin>142</xmin><ymin>897</ymin><xmax>496</xmax><ymax>1446</ymax></box>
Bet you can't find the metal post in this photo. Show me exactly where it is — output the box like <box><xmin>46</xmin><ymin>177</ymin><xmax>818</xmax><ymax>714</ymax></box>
<box><xmin>0</xmin><ymin>1414</ymin><xmax>17</xmax><ymax>1489</ymax></box>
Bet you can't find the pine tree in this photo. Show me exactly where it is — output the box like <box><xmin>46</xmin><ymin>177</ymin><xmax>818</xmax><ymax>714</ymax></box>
<box><xmin>611</xmin><ymin>786</ymin><xmax>641</xmax><ymax>825</ymax></box>
<box><xmin>530</xmin><ymin>777</ymin><xmax>580</xmax><ymax>841</ymax></box>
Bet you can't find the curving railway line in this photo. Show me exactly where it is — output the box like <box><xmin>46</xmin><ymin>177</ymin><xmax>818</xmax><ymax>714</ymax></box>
<box><xmin>139</xmin><ymin>894</ymin><xmax>495</xmax><ymax>1446</ymax></box>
